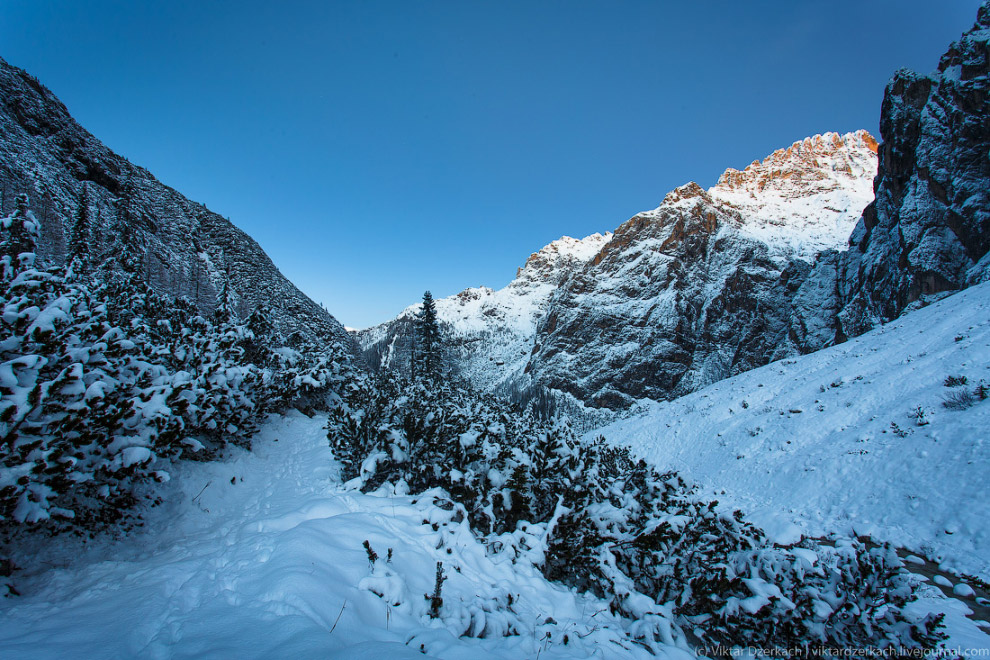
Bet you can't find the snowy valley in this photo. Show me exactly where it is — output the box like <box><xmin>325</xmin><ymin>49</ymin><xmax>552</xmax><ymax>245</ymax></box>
<box><xmin>1</xmin><ymin>282</ymin><xmax>988</xmax><ymax>658</ymax></box>
<box><xmin>2</xmin><ymin>2</ymin><xmax>990</xmax><ymax>659</ymax></box>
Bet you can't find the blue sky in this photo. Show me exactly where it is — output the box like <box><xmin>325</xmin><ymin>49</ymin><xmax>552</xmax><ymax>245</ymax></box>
<box><xmin>0</xmin><ymin>1</ymin><xmax>983</xmax><ymax>328</ymax></box>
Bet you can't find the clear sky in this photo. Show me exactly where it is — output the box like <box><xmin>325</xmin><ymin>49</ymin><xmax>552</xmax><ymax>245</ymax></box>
<box><xmin>0</xmin><ymin>1</ymin><xmax>983</xmax><ymax>328</ymax></box>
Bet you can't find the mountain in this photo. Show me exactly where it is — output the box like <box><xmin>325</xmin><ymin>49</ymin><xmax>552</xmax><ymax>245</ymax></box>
<box><xmin>361</xmin><ymin>133</ymin><xmax>878</xmax><ymax>410</ymax></box>
<box><xmin>0</xmin><ymin>57</ymin><xmax>355</xmax><ymax>352</ymax></box>
<box><xmin>370</xmin><ymin>0</ymin><xmax>990</xmax><ymax>412</ymax></box>
<box><xmin>358</xmin><ymin>6</ymin><xmax>990</xmax><ymax>414</ymax></box>
<box><xmin>357</xmin><ymin>232</ymin><xmax>611</xmax><ymax>395</ymax></box>
<box><xmin>364</xmin><ymin>130</ymin><xmax>876</xmax><ymax>410</ymax></box>
<box><xmin>529</xmin><ymin>131</ymin><xmax>878</xmax><ymax>409</ymax></box>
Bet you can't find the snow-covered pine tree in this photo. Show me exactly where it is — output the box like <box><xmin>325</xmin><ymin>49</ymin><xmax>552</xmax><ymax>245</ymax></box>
<box><xmin>412</xmin><ymin>291</ymin><xmax>442</xmax><ymax>382</ymax></box>
<box><xmin>0</xmin><ymin>194</ymin><xmax>40</xmax><ymax>274</ymax></box>
<box><xmin>69</xmin><ymin>184</ymin><xmax>93</xmax><ymax>266</ymax></box>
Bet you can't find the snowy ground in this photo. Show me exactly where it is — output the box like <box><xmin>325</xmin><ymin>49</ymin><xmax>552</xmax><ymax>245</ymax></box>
<box><xmin>593</xmin><ymin>282</ymin><xmax>990</xmax><ymax>649</ymax></box>
<box><xmin>0</xmin><ymin>412</ymin><xmax>689</xmax><ymax>660</ymax></box>
<box><xmin>3</xmin><ymin>286</ymin><xmax>990</xmax><ymax>657</ymax></box>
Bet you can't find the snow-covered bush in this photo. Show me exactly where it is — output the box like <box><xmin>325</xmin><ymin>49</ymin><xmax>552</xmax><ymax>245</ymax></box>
<box><xmin>942</xmin><ymin>389</ymin><xmax>976</xmax><ymax>410</ymax></box>
<box><xmin>0</xmin><ymin>197</ymin><xmax>353</xmax><ymax>541</ymax></box>
<box><xmin>327</xmin><ymin>374</ymin><xmax>945</xmax><ymax>653</ymax></box>
<box><xmin>680</xmin><ymin>539</ymin><xmax>945</xmax><ymax>649</ymax></box>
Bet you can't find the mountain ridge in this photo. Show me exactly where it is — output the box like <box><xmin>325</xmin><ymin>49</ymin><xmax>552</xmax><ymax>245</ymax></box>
<box><xmin>357</xmin><ymin>232</ymin><xmax>611</xmax><ymax>397</ymax></box>
<box><xmin>0</xmin><ymin>56</ymin><xmax>357</xmax><ymax>355</ymax></box>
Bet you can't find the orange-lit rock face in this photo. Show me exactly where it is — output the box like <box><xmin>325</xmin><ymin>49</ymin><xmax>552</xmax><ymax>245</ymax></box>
<box><xmin>862</xmin><ymin>132</ymin><xmax>879</xmax><ymax>153</ymax></box>
<box><xmin>712</xmin><ymin>130</ymin><xmax>878</xmax><ymax>200</ymax></box>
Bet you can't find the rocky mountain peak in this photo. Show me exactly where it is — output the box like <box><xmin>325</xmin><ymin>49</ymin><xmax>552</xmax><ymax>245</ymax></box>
<box><xmin>660</xmin><ymin>182</ymin><xmax>708</xmax><ymax>206</ymax></box>
<box><xmin>713</xmin><ymin>131</ymin><xmax>878</xmax><ymax>199</ymax></box>
<box><xmin>512</xmin><ymin>233</ymin><xmax>612</xmax><ymax>285</ymax></box>
<box><xmin>703</xmin><ymin>130</ymin><xmax>878</xmax><ymax>260</ymax></box>
<box><xmin>598</xmin><ymin>132</ymin><xmax>877</xmax><ymax>268</ymax></box>
<box><xmin>937</xmin><ymin>4</ymin><xmax>990</xmax><ymax>78</ymax></box>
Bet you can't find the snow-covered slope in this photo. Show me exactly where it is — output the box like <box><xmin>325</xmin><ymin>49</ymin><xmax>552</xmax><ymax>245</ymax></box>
<box><xmin>593</xmin><ymin>282</ymin><xmax>990</xmax><ymax>580</ymax></box>
<box><xmin>0</xmin><ymin>411</ymin><xmax>683</xmax><ymax>660</ymax></box>
<box><xmin>4</xmin><ymin>280</ymin><xmax>990</xmax><ymax>656</ymax></box>
<box><xmin>528</xmin><ymin>132</ymin><xmax>878</xmax><ymax>409</ymax></box>
<box><xmin>357</xmin><ymin>232</ymin><xmax>611</xmax><ymax>393</ymax></box>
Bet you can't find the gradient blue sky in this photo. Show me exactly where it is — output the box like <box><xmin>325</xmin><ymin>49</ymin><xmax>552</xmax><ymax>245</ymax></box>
<box><xmin>0</xmin><ymin>1</ymin><xmax>983</xmax><ymax>328</ymax></box>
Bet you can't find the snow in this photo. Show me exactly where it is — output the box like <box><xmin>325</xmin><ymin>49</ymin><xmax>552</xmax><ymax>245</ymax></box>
<box><xmin>3</xmin><ymin>284</ymin><xmax>989</xmax><ymax>655</ymax></box>
<box><xmin>0</xmin><ymin>411</ymin><xmax>685</xmax><ymax>659</ymax></box>
<box><xmin>120</xmin><ymin>446</ymin><xmax>153</xmax><ymax>468</ymax></box>
<box><xmin>955</xmin><ymin>583</ymin><xmax>977</xmax><ymax>598</ymax></box>
<box><xmin>592</xmin><ymin>282</ymin><xmax>990</xmax><ymax>581</ymax></box>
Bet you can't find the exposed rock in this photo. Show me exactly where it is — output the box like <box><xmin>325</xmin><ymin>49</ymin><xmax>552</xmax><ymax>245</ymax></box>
<box><xmin>836</xmin><ymin>5</ymin><xmax>990</xmax><ymax>331</ymax></box>
<box><xmin>0</xmin><ymin>56</ymin><xmax>356</xmax><ymax>353</ymax></box>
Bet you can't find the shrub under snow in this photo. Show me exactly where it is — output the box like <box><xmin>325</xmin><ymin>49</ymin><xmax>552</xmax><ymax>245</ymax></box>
<box><xmin>328</xmin><ymin>373</ymin><xmax>945</xmax><ymax>653</ymax></box>
<box><xmin>0</xmin><ymin>195</ymin><xmax>354</xmax><ymax>543</ymax></box>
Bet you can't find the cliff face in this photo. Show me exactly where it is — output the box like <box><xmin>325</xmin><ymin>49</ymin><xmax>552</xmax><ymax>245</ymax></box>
<box><xmin>833</xmin><ymin>6</ymin><xmax>990</xmax><ymax>334</ymax></box>
<box><xmin>527</xmin><ymin>133</ymin><xmax>877</xmax><ymax>409</ymax></box>
<box><xmin>0</xmin><ymin>57</ymin><xmax>356</xmax><ymax>352</ymax></box>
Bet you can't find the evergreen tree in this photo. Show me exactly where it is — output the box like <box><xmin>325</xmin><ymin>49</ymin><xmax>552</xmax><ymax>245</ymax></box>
<box><xmin>69</xmin><ymin>183</ymin><xmax>93</xmax><ymax>265</ymax></box>
<box><xmin>412</xmin><ymin>290</ymin><xmax>442</xmax><ymax>381</ymax></box>
<box><xmin>213</xmin><ymin>280</ymin><xmax>237</xmax><ymax>326</ymax></box>
<box><xmin>0</xmin><ymin>194</ymin><xmax>40</xmax><ymax>270</ymax></box>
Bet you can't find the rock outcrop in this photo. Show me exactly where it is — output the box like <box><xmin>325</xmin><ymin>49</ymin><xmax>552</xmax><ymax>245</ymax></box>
<box><xmin>832</xmin><ymin>5</ymin><xmax>990</xmax><ymax>332</ymax></box>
